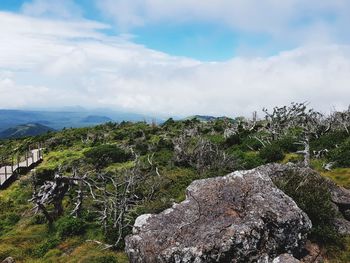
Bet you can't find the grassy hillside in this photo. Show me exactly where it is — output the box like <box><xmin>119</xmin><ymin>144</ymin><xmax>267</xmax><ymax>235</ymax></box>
<box><xmin>0</xmin><ymin>123</ymin><xmax>54</xmax><ymax>139</ymax></box>
<box><xmin>0</xmin><ymin>115</ymin><xmax>349</xmax><ymax>262</ymax></box>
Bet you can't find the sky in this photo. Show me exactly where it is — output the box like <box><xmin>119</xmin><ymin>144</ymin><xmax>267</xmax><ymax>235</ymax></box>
<box><xmin>0</xmin><ymin>0</ymin><xmax>349</xmax><ymax>117</ymax></box>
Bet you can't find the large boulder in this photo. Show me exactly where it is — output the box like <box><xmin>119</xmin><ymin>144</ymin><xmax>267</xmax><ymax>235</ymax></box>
<box><xmin>125</xmin><ymin>167</ymin><xmax>312</xmax><ymax>263</ymax></box>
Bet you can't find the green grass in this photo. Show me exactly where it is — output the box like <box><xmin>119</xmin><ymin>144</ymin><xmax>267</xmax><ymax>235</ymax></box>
<box><xmin>321</xmin><ymin>168</ymin><xmax>350</xmax><ymax>189</ymax></box>
<box><xmin>103</xmin><ymin>161</ymin><xmax>135</xmax><ymax>173</ymax></box>
<box><xmin>281</xmin><ymin>153</ymin><xmax>302</xmax><ymax>164</ymax></box>
<box><xmin>325</xmin><ymin>236</ymin><xmax>350</xmax><ymax>263</ymax></box>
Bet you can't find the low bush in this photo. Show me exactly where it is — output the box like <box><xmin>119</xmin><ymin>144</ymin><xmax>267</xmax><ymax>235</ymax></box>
<box><xmin>277</xmin><ymin>136</ymin><xmax>299</xmax><ymax>153</ymax></box>
<box><xmin>30</xmin><ymin>237</ymin><xmax>60</xmax><ymax>258</ymax></box>
<box><xmin>230</xmin><ymin>150</ymin><xmax>264</xmax><ymax>170</ymax></box>
<box><xmin>225</xmin><ymin>134</ymin><xmax>241</xmax><ymax>147</ymax></box>
<box><xmin>328</xmin><ymin>139</ymin><xmax>350</xmax><ymax>168</ymax></box>
<box><xmin>274</xmin><ymin>171</ymin><xmax>341</xmax><ymax>246</ymax></box>
<box><xmin>259</xmin><ymin>144</ymin><xmax>285</xmax><ymax>163</ymax></box>
<box><xmin>82</xmin><ymin>255</ymin><xmax>118</xmax><ymax>263</ymax></box>
<box><xmin>84</xmin><ymin>144</ymin><xmax>132</xmax><ymax>169</ymax></box>
<box><xmin>311</xmin><ymin>130</ymin><xmax>348</xmax><ymax>152</ymax></box>
<box><xmin>34</xmin><ymin>167</ymin><xmax>55</xmax><ymax>185</ymax></box>
<box><xmin>55</xmin><ymin>216</ymin><xmax>87</xmax><ymax>239</ymax></box>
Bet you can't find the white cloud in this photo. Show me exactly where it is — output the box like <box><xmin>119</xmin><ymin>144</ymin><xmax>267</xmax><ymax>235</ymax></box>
<box><xmin>21</xmin><ymin>0</ymin><xmax>82</xmax><ymax>19</ymax></box>
<box><xmin>96</xmin><ymin>0</ymin><xmax>350</xmax><ymax>46</ymax></box>
<box><xmin>0</xmin><ymin>12</ymin><xmax>349</xmax><ymax>117</ymax></box>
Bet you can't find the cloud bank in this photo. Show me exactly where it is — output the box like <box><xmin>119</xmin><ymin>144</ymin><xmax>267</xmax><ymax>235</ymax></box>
<box><xmin>96</xmin><ymin>0</ymin><xmax>350</xmax><ymax>45</ymax></box>
<box><xmin>0</xmin><ymin>11</ymin><xmax>349</xmax><ymax>117</ymax></box>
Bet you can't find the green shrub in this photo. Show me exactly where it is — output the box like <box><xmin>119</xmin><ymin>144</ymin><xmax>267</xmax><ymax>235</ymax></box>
<box><xmin>213</xmin><ymin>120</ymin><xmax>225</xmax><ymax>132</ymax></box>
<box><xmin>328</xmin><ymin>139</ymin><xmax>350</xmax><ymax>168</ymax></box>
<box><xmin>230</xmin><ymin>150</ymin><xmax>264</xmax><ymax>169</ymax></box>
<box><xmin>274</xmin><ymin>171</ymin><xmax>341</xmax><ymax>246</ymax></box>
<box><xmin>225</xmin><ymin>134</ymin><xmax>241</xmax><ymax>147</ymax></box>
<box><xmin>55</xmin><ymin>216</ymin><xmax>86</xmax><ymax>239</ymax></box>
<box><xmin>34</xmin><ymin>167</ymin><xmax>55</xmax><ymax>185</ymax></box>
<box><xmin>82</xmin><ymin>255</ymin><xmax>118</xmax><ymax>263</ymax></box>
<box><xmin>241</xmin><ymin>137</ymin><xmax>264</xmax><ymax>151</ymax></box>
<box><xmin>30</xmin><ymin>214</ymin><xmax>47</xmax><ymax>225</ymax></box>
<box><xmin>156</xmin><ymin>137</ymin><xmax>173</xmax><ymax>151</ymax></box>
<box><xmin>4</xmin><ymin>213</ymin><xmax>20</xmax><ymax>226</ymax></box>
<box><xmin>153</xmin><ymin>150</ymin><xmax>173</xmax><ymax>166</ymax></box>
<box><xmin>135</xmin><ymin>141</ymin><xmax>149</xmax><ymax>155</ymax></box>
<box><xmin>277</xmin><ymin>136</ymin><xmax>299</xmax><ymax>153</ymax></box>
<box><xmin>259</xmin><ymin>144</ymin><xmax>285</xmax><ymax>163</ymax></box>
<box><xmin>311</xmin><ymin>130</ymin><xmax>348</xmax><ymax>152</ymax></box>
<box><xmin>0</xmin><ymin>213</ymin><xmax>20</xmax><ymax>234</ymax></box>
<box><xmin>84</xmin><ymin>144</ymin><xmax>132</xmax><ymax>169</ymax></box>
<box><xmin>206</xmin><ymin>134</ymin><xmax>225</xmax><ymax>145</ymax></box>
<box><xmin>30</xmin><ymin>237</ymin><xmax>60</xmax><ymax>258</ymax></box>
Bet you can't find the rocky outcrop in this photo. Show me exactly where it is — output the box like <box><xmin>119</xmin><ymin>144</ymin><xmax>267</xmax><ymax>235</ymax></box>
<box><xmin>125</xmin><ymin>167</ymin><xmax>312</xmax><ymax>263</ymax></box>
<box><xmin>272</xmin><ymin>254</ymin><xmax>300</xmax><ymax>263</ymax></box>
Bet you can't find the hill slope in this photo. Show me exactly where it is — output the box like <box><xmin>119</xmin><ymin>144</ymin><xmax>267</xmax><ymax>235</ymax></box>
<box><xmin>81</xmin><ymin>115</ymin><xmax>112</xmax><ymax>123</ymax></box>
<box><xmin>0</xmin><ymin>123</ymin><xmax>54</xmax><ymax>139</ymax></box>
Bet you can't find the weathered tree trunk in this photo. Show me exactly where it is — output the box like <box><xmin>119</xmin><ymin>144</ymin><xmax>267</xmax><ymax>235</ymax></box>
<box><xmin>304</xmin><ymin>135</ymin><xmax>310</xmax><ymax>167</ymax></box>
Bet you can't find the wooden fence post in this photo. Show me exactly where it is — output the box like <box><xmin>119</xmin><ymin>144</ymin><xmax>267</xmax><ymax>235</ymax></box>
<box><xmin>26</xmin><ymin>152</ymin><xmax>28</xmax><ymax>167</ymax></box>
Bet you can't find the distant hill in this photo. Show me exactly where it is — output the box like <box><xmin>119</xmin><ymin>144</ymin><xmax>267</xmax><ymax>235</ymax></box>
<box><xmin>82</xmin><ymin>115</ymin><xmax>112</xmax><ymax>123</ymax></box>
<box><xmin>0</xmin><ymin>109</ymin><xmax>159</xmax><ymax>132</ymax></box>
<box><xmin>0</xmin><ymin>123</ymin><xmax>54</xmax><ymax>139</ymax></box>
<box><xmin>185</xmin><ymin>115</ymin><xmax>227</xmax><ymax>122</ymax></box>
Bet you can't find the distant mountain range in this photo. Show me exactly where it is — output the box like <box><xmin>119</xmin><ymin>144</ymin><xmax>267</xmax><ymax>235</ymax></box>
<box><xmin>0</xmin><ymin>109</ymin><xmax>159</xmax><ymax>133</ymax></box>
<box><xmin>82</xmin><ymin>115</ymin><xmax>113</xmax><ymax>123</ymax></box>
<box><xmin>185</xmin><ymin>115</ymin><xmax>228</xmax><ymax>122</ymax></box>
<box><xmin>0</xmin><ymin>123</ymin><xmax>54</xmax><ymax>139</ymax></box>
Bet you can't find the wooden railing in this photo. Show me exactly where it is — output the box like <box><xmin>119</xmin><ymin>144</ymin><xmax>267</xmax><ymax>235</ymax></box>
<box><xmin>0</xmin><ymin>148</ymin><xmax>43</xmax><ymax>188</ymax></box>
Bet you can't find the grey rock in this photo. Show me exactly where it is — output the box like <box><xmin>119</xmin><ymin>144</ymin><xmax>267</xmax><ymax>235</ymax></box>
<box><xmin>344</xmin><ymin>209</ymin><xmax>350</xmax><ymax>221</ymax></box>
<box><xmin>1</xmin><ymin>257</ymin><xmax>15</xmax><ymax>263</ymax></box>
<box><xmin>125</xmin><ymin>167</ymin><xmax>312</xmax><ymax>263</ymax></box>
<box><xmin>334</xmin><ymin>218</ymin><xmax>350</xmax><ymax>235</ymax></box>
<box><xmin>272</xmin><ymin>254</ymin><xmax>300</xmax><ymax>263</ymax></box>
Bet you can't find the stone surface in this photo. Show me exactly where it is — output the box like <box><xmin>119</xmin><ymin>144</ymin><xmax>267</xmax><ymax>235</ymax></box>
<box><xmin>1</xmin><ymin>257</ymin><xmax>15</xmax><ymax>263</ymax></box>
<box><xmin>125</xmin><ymin>167</ymin><xmax>312</xmax><ymax>263</ymax></box>
<box><xmin>334</xmin><ymin>218</ymin><xmax>350</xmax><ymax>235</ymax></box>
<box><xmin>272</xmin><ymin>254</ymin><xmax>300</xmax><ymax>263</ymax></box>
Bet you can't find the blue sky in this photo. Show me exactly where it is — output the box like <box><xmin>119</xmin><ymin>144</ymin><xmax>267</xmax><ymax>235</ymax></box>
<box><xmin>0</xmin><ymin>0</ymin><xmax>349</xmax><ymax>116</ymax></box>
<box><xmin>0</xmin><ymin>0</ymin><xmax>343</xmax><ymax>61</ymax></box>
<box><xmin>0</xmin><ymin>0</ymin><xmax>265</xmax><ymax>61</ymax></box>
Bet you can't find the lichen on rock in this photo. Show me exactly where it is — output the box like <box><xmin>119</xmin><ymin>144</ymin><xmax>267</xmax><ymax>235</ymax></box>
<box><xmin>125</xmin><ymin>166</ymin><xmax>312</xmax><ymax>263</ymax></box>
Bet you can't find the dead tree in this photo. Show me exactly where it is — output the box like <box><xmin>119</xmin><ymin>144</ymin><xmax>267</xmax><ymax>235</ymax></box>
<box><xmin>30</xmin><ymin>170</ymin><xmax>85</xmax><ymax>224</ymax></box>
<box><xmin>263</xmin><ymin>102</ymin><xmax>331</xmax><ymax>167</ymax></box>
<box><xmin>85</xmin><ymin>154</ymin><xmax>149</xmax><ymax>249</ymax></box>
<box><xmin>173</xmin><ymin>135</ymin><xmax>236</xmax><ymax>173</ymax></box>
<box><xmin>331</xmin><ymin>106</ymin><xmax>350</xmax><ymax>134</ymax></box>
